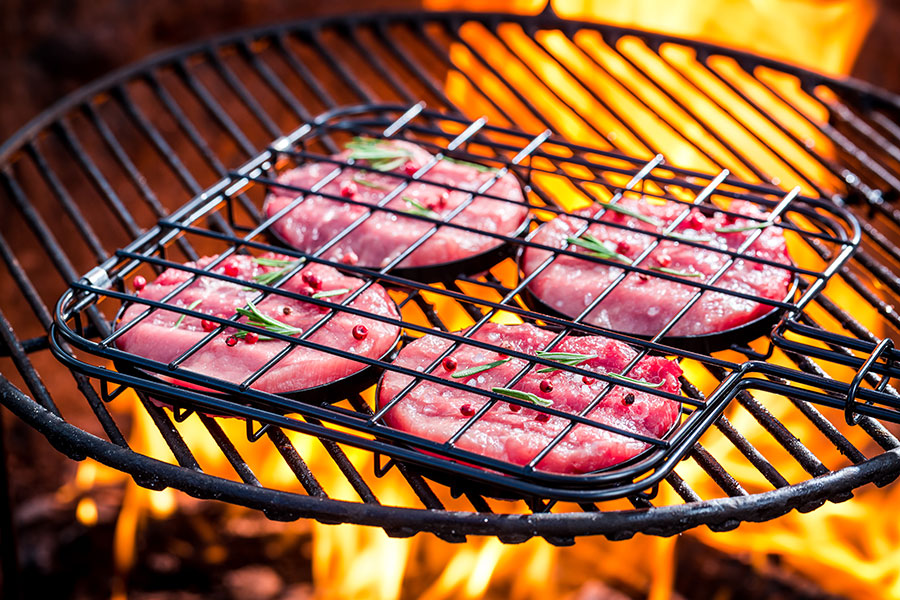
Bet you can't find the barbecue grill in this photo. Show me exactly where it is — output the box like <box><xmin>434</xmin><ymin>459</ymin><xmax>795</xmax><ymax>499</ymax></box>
<box><xmin>2</xmin><ymin>5</ymin><xmax>900</xmax><ymax>563</ymax></box>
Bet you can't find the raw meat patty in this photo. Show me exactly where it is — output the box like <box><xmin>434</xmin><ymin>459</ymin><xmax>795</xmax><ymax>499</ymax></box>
<box><xmin>264</xmin><ymin>139</ymin><xmax>528</xmax><ymax>270</ymax></box>
<box><xmin>521</xmin><ymin>197</ymin><xmax>793</xmax><ymax>337</ymax></box>
<box><xmin>115</xmin><ymin>253</ymin><xmax>400</xmax><ymax>394</ymax></box>
<box><xmin>378</xmin><ymin>323</ymin><xmax>682</xmax><ymax>474</ymax></box>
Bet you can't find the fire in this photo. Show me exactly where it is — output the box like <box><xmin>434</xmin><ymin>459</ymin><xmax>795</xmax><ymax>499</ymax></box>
<box><xmin>67</xmin><ymin>1</ymin><xmax>895</xmax><ymax>598</ymax></box>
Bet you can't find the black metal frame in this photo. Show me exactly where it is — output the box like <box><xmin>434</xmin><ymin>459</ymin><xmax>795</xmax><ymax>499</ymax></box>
<box><xmin>0</xmin><ymin>7</ymin><xmax>899</xmax><ymax>544</ymax></box>
<box><xmin>50</xmin><ymin>104</ymin><xmax>859</xmax><ymax>501</ymax></box>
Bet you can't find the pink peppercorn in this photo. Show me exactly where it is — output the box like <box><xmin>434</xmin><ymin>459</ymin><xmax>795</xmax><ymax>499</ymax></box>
<box><xmin>460</xmin><ymin>403</ymin><xmax>475</xmax><ymax>417</ymax></box>
<box><xmin>535</xmin><ymin>413</ymin><xmax>550</xmax><ymax>423</ymax></box>
<box><xmin>622</xmin><ymin>393</ymin><xmax>635</xmax><ymax>406</ymax></box>
<box><xmin>657</xmin><ymin>254</ymin><xmax>672</xmax><ymax>267</ymax></box>
<box><xmin>352</xmin><ymin>325</ymin><xmax>368</xmax><ymax>340</ymax></box>
<box><xmin>340</xmin><ymin>252</ymin><xmax>358</xmax><ymax>265</ymax></box>
<box><xmin>201</xmin><ymin>319</ymin><xmax>216</xmax><ymax>332</ymax></box>
<box><xmin>582</xmin><ymin>376</ymin><xmax>593</xmax><ymax>386</ymax></box>
<box><xmin>509</xmin><ymin>404</ymin><xmax>521</xmax><ymax>413</ymax></box>
<box><xmin>340</xmin><ymin>181</ymin><xmax>358</xmax><ymax>198</ymax></box>
<box><xmin>224</xmin><ymin>262</ymin><xmax>239</xmax><ymax>277</ymax></box>
<box><xmin>302</xmin><ymin>273</ymin><xmax>322</xmax><ymax>289</ymax></box>
<box><xmin>617</xmin><ymin>241</ymin><xmax>631</xmax><ymax>254</ymax></box>
<box><xmin>132</xmin><ymin>275</ymin><xmax>147</xmax><ymax>291</ymax></box>
<box><xmin>244</xmin><ymin>332</ymin><xmax>259</xmax><ymax>345</ymax></box>
<box><xmin>225</xmin><ymin>336</ymin><xmax>238</xmax><ymax>347</ymax></box>
<box><xmin>404</xmin><ymin>161</ymin><xmax>418</xmax><ymax>176</ymax></box>
<box><xmin>540</xmin><ymin>380</ymin><xmax>553</xmax><ymax>393</ymax></box>
<box><xmin>442</xmin><ymin>357</ymin><xmax>457</xmax><ymax>372</ymax></box>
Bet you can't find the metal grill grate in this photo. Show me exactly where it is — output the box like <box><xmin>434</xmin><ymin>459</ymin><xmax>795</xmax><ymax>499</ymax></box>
<box><xmin>2</xmin><ymin>9</ymin><xmax>900</xmax><ymax>542</ymax></box>
<box><xmin>49</xmin><ymin>104</ymin><xmax>860</xmax><ymax>501</ymax></box>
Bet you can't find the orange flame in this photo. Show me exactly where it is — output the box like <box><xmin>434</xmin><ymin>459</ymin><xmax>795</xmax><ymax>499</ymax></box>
<box><xmin>68</xmin><ymin>1</ymin><xmax>894</xmax><ymax>598</ymax></box>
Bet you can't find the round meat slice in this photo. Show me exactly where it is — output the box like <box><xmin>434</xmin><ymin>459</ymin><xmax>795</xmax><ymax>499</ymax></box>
<box><xmin>377</xmin><ymin>322</ymin><xmax>682</xmax><ymax>474</ymax></box>
<box><xmin>264</xmin><ymin>139</ymin><xmax>528</xmax><ymax>273</ymax></box>
<box><xmin>521</xmin><ymin>197</ymin><xmax>793</xmax><ymax>337</ymax></box>
<box><xmin>115</xmin><ymin>253</ymin><xmax>401</xmax><ymax>396</ymax></box>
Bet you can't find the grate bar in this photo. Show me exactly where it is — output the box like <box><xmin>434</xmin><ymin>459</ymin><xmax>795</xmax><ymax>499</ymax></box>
<box><xmin>25</xmin><ymin>142</ymin><xmax>107</xmax><ymax>263</ymax></box>
<box><xmin>53</xmin><ymin>119</ymin><xmax>143</xmax><ymax>240</ymax></box>
<box><xmin>266</xmin><ymin>427</ymin><xmax>328</xmax><ymax>498</ymax></box>
<box><xmin>196</xmin><ymin>414</ymin><xmax>263</xmax><ymax>487</ymax></box>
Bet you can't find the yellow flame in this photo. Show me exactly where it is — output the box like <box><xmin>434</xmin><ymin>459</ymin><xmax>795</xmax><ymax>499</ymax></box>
<box><xmin>72</xmin><ymin>1</ymin><xmax>893</xmax><ymax>599</ymax></box>
<box><xmin>76</xmin><ymin>497</ymin><xmax>98</xmax><ymax>526</ymax></box>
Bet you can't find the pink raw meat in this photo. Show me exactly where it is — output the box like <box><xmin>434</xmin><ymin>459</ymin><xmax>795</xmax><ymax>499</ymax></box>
<box><xmin>377</xmin><ymin>323</ymin><xmax>682</xmax><ymax>474</ymax></box>
<box><xmin>115</xmin><ymin>253</ymin><xmax>400</xmax><ymax>394</ymax></box>
<box><xmin>521</xmin><ymin>197</ymin><xmax>793</xmax><ymax>337</ymax></box>
<box><xmin>264</xmin><ymin>139</ymin><xmax>528</xmax><ymax>270</ymax></box>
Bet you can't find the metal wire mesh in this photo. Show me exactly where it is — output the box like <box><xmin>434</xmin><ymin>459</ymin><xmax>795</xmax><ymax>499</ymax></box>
<box><xmin>47</xmin><ymin>104</ymin><xmax>860</xmax><ymax>501</ymax></box>
<box><xmin>1</xmin><ymin>10</ymin><xmax>899</xmax><ymax>541</ymax></box>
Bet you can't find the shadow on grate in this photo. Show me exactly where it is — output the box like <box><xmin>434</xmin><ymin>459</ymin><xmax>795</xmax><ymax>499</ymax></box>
<box><xmin>49</xmin><ymin>103</ymin><xmax>860</xmax><ymax>502</ymax></box>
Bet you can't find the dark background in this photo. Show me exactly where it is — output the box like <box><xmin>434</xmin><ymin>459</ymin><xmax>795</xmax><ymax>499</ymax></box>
<box><xmin>3</xmin><ymin>0</ymin><xmax>900</xmax><ymax>144</ymax></box>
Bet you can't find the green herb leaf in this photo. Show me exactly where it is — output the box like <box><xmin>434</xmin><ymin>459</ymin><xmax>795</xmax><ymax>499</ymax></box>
<box><xmin>233</xmin><ymin>301</ymin><xmax>303</xmax><ymax>340</ymax></box>
<box><xmin>442</xmin><ymin>155</ymin><xmax>497</xmax><ymax>172</ymax></box>
<box><xmin>607</xmin><ymin>373</ymin><xmax>664</xmax><ymax>388</ymax></box>
<box><xmin>311</xmin><ymin>288</ymin><xmax>350</xmax><ymax>299</ymax></box>
<box><xmin>346</xmin><ymin>137</ymin><xmax>412</xmax><ymax>172</ymax></box>
<box><xmin>534</xmin><ymin>350</ymin><xmax>597</xmax><ymax>373</ymax></box>
<box><xmin>714</xmin><ymin>221</ymin><xmax>772</xmax><ymax>234</ymax></box>
<box><xmin>649</xmin><ymin>266</ymin><xmax>703</xmax><ymax>278</ymax></box>
<box><xmin>253</xmin><ymin>257</ymin><xmax>303</xmax><ymax>287</ymax></box>
<box><xmin>596</xmin><ymin>200</ymin><xmax>662</xmax><ymax>226</ymax></box>
<box><xmin>402</xmin><ymin>196</ymin><xmax>440</xmax><ymax>219</ymax></box>
<box><xmin>667</xmin><ymin>231</ymin><xmax>715</xmax><ymax>243</ymax></box>
<box><xmin>171</xmin><ymin>299</ymin><xmax>202</xmax><ymax>330</ymax></box>
<box><xmin>566</xmin><ymin>234</ymin><xmax>633</xmax><ymax>264</ymax></box>
<box><xmin>491</xmin><ymin>386</ymin><xmax>553</xmax><ymax>407</ymax></box>
<box><xmin>352</xmin><ymin>175</ymin><xmax>389</xmax><ymax>190</ymax></box>
<box><xmin>451</xmin><ymin>357</ymin><xmax>511</xmax><ymax>379</ymax></box>
<box><xmin>253</xmin><ymin>257</ymin><xmax>296</xmax><ymax>267</ymax></box>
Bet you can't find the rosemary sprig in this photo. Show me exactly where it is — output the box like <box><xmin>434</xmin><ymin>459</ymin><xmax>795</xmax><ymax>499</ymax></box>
<box><xmin>311</xmin><ymin>288</ymin><xmax>350</xmax><ymax>299</ymax></box>
<box><xmin>566</xmin><ymin>234</ymin><xmax>633</xmax><ymax>264</ymax></box>
<box><xmin>667</xmin><ymin>231</ymin><xmax>715</xmax><ymax>243</ymax></box>
<box><xmin>451</xmin><ymin>357</ymin><xmax>511</xmax><ymax>379</ymax></box>
<box><xmin>352</xmin><ymin>175</ymin><xmax>389</xmax><ymax>190</ymax></box>
<box><xmin>346</xmin><ymin>137</ymin><xmax>412</xmax><ymax>172</ymax></box>
<box><xmin>402</xmin><ymin>196</ymin><xmax>440</xmax><ymax>219</ymax></box>
<box><xmin>254</xmin><ymin>257</ymin><xmax>295</xmax><ymax>267</ymax></box>
<box><xmin>233</xmin><ymin>301</ymin><xmax>303</xmax><ymax>340</ymax></box>
<box><xmin>607</xmin><ymin>373</ymin><xmax>664</xmax><ymax>388</ymax></box>
<box><xmin>442</xmin><ymin>155</ymin><xmax>497</xmax><ymax>172</ymax></box>
<box><xmin>596</xmin><ymin>200</ymin><xmax>662</xmax><ymax>226</ymax></box>
<box><xmin>491</xmin><ymin>386</ymin><xmax>553</xmax><ymax>407</ymax></box>
<box><xmin>714</xmin><ymin>221</ymin><xmax>772</xmax><ymax>234</ymax></box>
<box><xmin>649</xmin><ymin>266</ymin><xmax>703</xmax><ymax>278</ymax></box>
<box><xmin>171</xmin><ymin>299</ymin><xmax>202</xmax><ymax>330</ymax></box>
<box><xmin>534</xmin><ymin>351</ymin><xmax>597</xmax><ymax>373</ymax></box>
<box><xmin>253</xmin><ymin>257</ymin><xmax>302</xmax><ymax>287</ymax></box>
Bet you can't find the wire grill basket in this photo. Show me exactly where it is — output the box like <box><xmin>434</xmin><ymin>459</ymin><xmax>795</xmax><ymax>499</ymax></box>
<box><xmin>49</xmin><ymin>103</ymin><xmax>862</xmax><ymax>501</ymax></box>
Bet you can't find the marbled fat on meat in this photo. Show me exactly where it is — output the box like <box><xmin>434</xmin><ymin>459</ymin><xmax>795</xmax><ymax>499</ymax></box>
<box><xmin>264</xmin><ymin>140</ymin><xmax>528</xmax><ymax>269</ymax></box>
<box><xmin>115</xmin><ymin>253</ymin><xmax>400</xmax><ymax>393</ymax></box>
<box><xmin>378</xmin><ymin>323</ymin><xmax>682</xmax><ymax>474</ymax></box>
